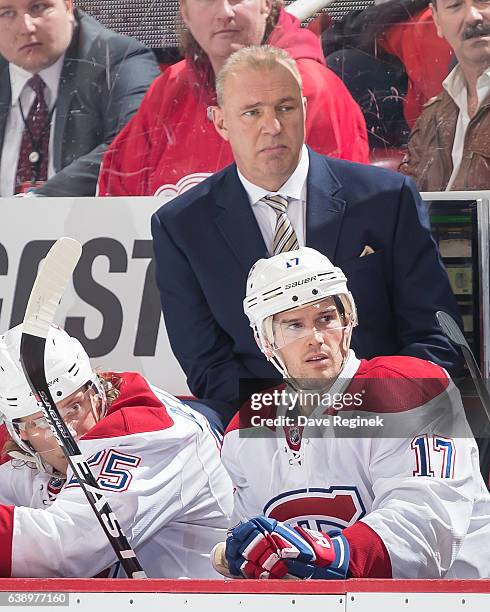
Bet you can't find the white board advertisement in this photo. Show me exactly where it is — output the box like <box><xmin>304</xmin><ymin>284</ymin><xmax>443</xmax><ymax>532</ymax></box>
<box><xmin>0</xmin><ymin>196</ymin><xmax>190</xmax><ymax>395</ymax></box>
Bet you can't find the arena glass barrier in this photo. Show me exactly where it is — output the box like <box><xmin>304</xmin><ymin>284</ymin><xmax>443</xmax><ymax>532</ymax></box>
<box><xmin>421</xmin><ymin>192</ymin><xmax>490</xmax><ymax>381</ymax></box>
<box><xmin>0</xmin><ymin>193</ymin><xmax>489</xmax><ymax>395</ymax></box>
<box><xmin>0</xmin><ymin>578</ymin><xmax>489</xmax><ymax>611</ymax></box>
<box><xmin>0</xmin><ymin>195</ymin><xmax>489</xmax><ymax>603</ymax></box>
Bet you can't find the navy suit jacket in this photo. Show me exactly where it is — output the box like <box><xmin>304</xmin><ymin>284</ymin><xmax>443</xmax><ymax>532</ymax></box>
<box><xmin>152</xmin><ymin>149</ymin><xmax>461</xmax><ymax>423</ymax></box>
<box><xmin>0</xmin><ymin>9</ymin><xmax>159</xmax><ymax>196</ymax></box>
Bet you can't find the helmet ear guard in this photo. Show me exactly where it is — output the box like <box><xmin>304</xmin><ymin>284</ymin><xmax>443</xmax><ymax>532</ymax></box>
<box><xmin>254</xmin><ymin>329</ymin><xmax>274</xmax><ymax>359</ymax></box>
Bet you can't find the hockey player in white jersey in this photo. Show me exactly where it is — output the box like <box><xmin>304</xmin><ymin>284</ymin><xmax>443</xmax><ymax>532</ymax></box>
<box><xmin>0</xmin><ymin>324</ymin><xmax>233</xmax><ymax>578</ymax></box>
<box><xmin>217</xmin><ymin>247</ymin><xmax>490</xmax><ymax>580</ymax></box>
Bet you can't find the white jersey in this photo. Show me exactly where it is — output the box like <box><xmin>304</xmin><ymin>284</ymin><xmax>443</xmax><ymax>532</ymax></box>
<box><xmin>221</xmin><ymin>352</ymin><xmax>490</xmax><ymax>579</ymax></box>
<box><xmin>0</xmin><ymin>372</ymin><xmax>233</xmax><ymax>578</ymax></box>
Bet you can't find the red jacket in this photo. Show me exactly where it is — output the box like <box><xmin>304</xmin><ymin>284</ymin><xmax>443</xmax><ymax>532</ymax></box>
<box><xmin>98</xmin><ymin>10</ymin><xmax>369</xmax><ymax>197</ymax></box>
<box><xmin>379</xmin><ymin>7</ymin><xmax>452</xmax><ymax>128</ymax></box>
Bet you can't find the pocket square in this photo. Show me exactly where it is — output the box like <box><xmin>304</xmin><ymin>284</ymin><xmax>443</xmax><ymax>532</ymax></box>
<box><xmin>360</xmin><ymin>245</ymin><xmax>375</xmax><ymax>257</ymax></box>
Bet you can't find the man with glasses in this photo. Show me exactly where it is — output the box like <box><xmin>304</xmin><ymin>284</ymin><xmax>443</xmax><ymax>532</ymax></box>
<box><xmin>0</xmin><ymin>324</ymin><xmax>232</xmax><ymax>578</ymax></box>
<box><xmin>215</xmin><ymin>247</ymin><xmax>490</xmax><ymax>580</ymax></box>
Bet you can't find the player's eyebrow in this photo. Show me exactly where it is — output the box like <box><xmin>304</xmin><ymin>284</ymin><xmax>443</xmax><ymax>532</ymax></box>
<box><xmin>276</xmin><ymin>316</ymin><xmax>303</xmax><ymax>324</ymax></box>
<box><xmin>276</xmin><ymin>306</ymin><xmax>337</xmax><ymax>324</ymax></box>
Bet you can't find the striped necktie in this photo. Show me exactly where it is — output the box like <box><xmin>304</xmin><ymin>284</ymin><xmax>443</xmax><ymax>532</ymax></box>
<box><xmin>262</xmin><ymin>194</ymin><xmax>299</xmax><ymax>255</ymax></box>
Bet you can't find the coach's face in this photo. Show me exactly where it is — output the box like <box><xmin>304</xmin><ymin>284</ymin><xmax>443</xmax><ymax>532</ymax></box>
<box><xmin>212</xmin><ymin>61</ymin><xmax>306</xmax><ymax>192</ymax></box>
<box><xmin>0</xmin><ymin>0</ymin><xmax>74</xmax><ymax>72</ymax></box>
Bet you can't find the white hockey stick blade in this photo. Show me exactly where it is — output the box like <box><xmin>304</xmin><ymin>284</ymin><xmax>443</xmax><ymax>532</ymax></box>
<box><xmin>23</xmin><ymin>238</ymin><xmax>82</xmax><ymax>339</ymax></box>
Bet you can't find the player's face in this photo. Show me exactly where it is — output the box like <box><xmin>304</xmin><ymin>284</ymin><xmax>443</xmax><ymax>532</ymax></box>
<box><xmin>18</xmin><ymin>384</ymin><xmax>99</xmax><ymax>474</ymax></box>
<box><xmin>0</xmin><ymin>0</ymin><xmax>74</xmax><ymax>72</ymax></box>
<box><xmin>432</xmin><ymin>0</ymin><xmax>490</xmax><ymax>69</ymax></box>
<box><xmin>213</xmin><ymin>61</ymin><xmax>306</xmax><ymax>192</ymax></box>
<box><xmin>272</xmin><ymin>297</ymin><xmax>352</xmax><ymax>386</ymax></box>
<box><xmin>180</xmin><ymin>0</ymin><xmax>271</xmax><ymax>74</ymax></box>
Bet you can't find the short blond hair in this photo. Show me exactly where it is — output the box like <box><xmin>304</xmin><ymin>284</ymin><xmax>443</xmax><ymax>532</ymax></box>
<box><xmin>216</xmin><ymin>45</ymin><xmax>303</xmax><ymax>107</ymax></box>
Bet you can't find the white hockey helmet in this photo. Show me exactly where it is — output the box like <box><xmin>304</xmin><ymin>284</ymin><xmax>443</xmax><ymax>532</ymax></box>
<box><xmin>0</xmin><ymin>324</ymin><xmax>94</xmax><ymax>421</ymax></box>
<box><xmin>244</xmin><ymin>247</ymin><xmax>357</xmax><ymax>372</ymax></box>
<box><xmin>0</xmin><ymin>324</ymin><xmax>102</xmax><ymax>471</ymax></box>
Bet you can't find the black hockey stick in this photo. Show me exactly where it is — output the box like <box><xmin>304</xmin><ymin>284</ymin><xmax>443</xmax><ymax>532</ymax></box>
<box><xmin>19</xmin><ymin>238</ymin><xmax>146</xmax><ymax>579</ymax></box>
<box><xmin>436</xmin><ymin>311</ymin><xmax>490</xmax><ymax>487</ymax></box>
<box><xmin>436</xmin><ymin>310</ymin><xmax>490</xmax><ymax>423</ymax></box>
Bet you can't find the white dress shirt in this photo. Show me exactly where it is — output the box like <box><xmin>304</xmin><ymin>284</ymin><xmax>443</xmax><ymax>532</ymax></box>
<box><xmin>237</xmin><ymin>145</ymin><xmax>309</xmax><ymax>255</ymax></box>
<box><xmin>443</xmin><ymin>65</ymin><xmax>490</xmax><ymax>190</ymax></box>
<box><xmin>0</xmin><ymin>57</ymin><xmax>63</xmax><ymax>197</ymax></box>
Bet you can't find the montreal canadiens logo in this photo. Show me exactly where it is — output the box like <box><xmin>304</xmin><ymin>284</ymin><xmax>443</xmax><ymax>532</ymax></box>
<box><xmin>46</xmin><ymin>476</ymin><xmax>65</xmax><ymax>501</ymax></box>
<box><xmin>263</xmin><ymin>486</ymin><xmax>366</xmax><ymax>531</ymax></box>
<box><xmin>288</xmin><ymin>427</ymin><xmax>301</xmax><ymax>445</ymax></box>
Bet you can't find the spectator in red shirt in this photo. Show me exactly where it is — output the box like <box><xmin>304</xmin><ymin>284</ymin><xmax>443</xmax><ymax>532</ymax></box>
<box><xmin>97</xmin><ymin>0</ymin><xmax>368</xmax><ymax>198</ymax></box>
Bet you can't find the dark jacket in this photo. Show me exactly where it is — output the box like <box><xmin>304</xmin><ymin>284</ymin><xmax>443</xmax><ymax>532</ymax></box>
<box><xmin>152</xmin><ymin>147</ymin><xmax>462</xmax><ymax>424</ymax></box>
<box><xmin>0</xmin><ymin>9</ymin><xmax>160</xmax><ymax>196</ymax></box>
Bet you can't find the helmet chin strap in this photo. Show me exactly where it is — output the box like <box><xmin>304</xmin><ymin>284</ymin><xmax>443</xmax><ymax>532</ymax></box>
<box><xmin>256</xmin><ymin>319</ymin><xmax>290</xmax><ymax>378</ymax></box>
<box><xmin>7</xmin><ymin>449</ymin><xmax>48</xmax><ymax>474</ymax></box>
<box><xmin>5</xmin><ymin>422</ymin><xmax>57</xmax><ymax>475</ymax></box>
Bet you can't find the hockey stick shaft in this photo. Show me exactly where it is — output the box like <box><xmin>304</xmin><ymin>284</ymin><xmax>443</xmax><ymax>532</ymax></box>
<box><xmin>20</xmin><ymin>238</ymin><xmax>146</xmax><ymax>579</ymax></box>
<box><xmin>459</xmin><ymin>345</ymin><xmax>490</xmax><ymax>423</ymax></box>
<box><xmin>436</xmin><ymin>310</ymin><xmax>490</xmax><ymax>424</ymax></box>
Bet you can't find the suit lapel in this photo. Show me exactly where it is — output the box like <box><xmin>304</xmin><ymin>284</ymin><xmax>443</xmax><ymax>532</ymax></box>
<box><xmin>215</xmin><ymin>166</ymin><xmax>268</xmax><ymax>272</ymax></box>
<box><xmin>53</xmin><ymin>64</ymin><xmax>70</xmax><ymax>171</ymax></box>
<box><xmin>305</xmin><ymin>149</ymin><xmax>346</xmax><ymax>262</ymax></box>
<box><xmin>0</xmin><ymin>61</ymin><xmax>11</xmax><ymax>159</ymax></box>
<box><xmin>215</xmin><ymin>152</ymin><xmax>347</xmax><ymax>271</ymax></box>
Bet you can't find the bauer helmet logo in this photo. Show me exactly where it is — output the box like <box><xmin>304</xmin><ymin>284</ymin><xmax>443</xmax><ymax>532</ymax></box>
<box><xmin>285</xmin><ymin>275</ymin><xmax>317</xmax><ymax>289</ymax></box>
<box><xmin>28</xmin><ymin>377</ymin><xmax>59</xmax><ymax>397</ymax></box>
<box><xmin>286</xmin><ymin>257</ymin><xmax>300</xmax><ymax>268</ymax></box>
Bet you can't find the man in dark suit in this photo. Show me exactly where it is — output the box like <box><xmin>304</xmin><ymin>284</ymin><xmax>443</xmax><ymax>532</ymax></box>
<box><xmin>152</xmin><ymin>45</ymin><xmax>461</xmax><ymax>428</ymax></box>
<box><xmin>0</xmin><ymin>0</ymin><xmax>159</xmax><ymax>196</ymax></box>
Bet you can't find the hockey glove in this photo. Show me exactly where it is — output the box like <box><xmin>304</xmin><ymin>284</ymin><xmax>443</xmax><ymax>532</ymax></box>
<box><xmin>225</xmin><ymin>516</ymin><xmax>350</xmax><ymax>579</ymax></box>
